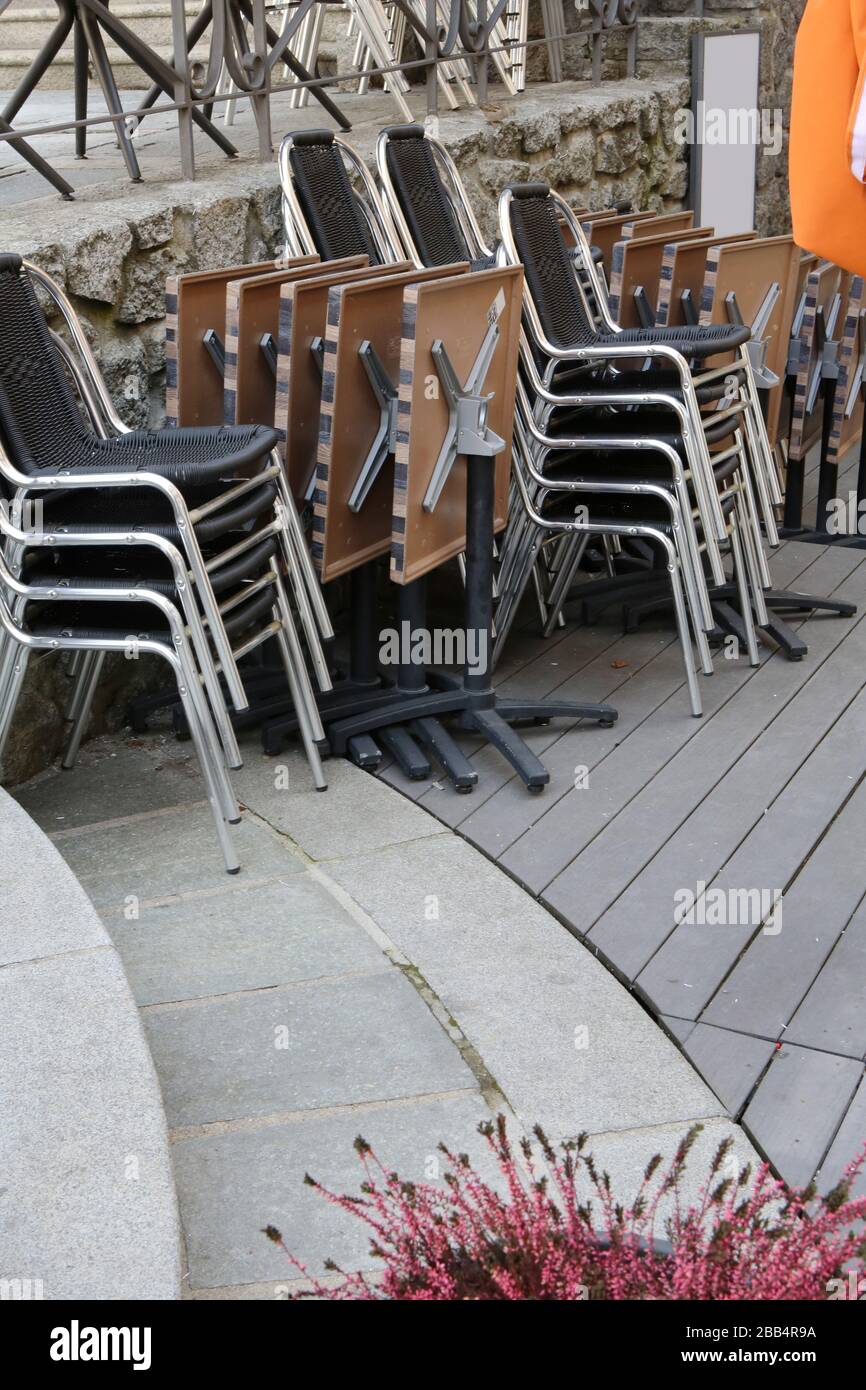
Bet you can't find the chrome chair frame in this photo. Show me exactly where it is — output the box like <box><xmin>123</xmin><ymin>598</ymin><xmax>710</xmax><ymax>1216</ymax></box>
<box><xmin>278</xmin><ymin>130</ymin><xmax>403</xmax><ymax>265</ymax></box>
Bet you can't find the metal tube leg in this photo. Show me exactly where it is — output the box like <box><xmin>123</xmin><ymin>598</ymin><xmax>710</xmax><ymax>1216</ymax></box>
<box><xmin>543</xmin><ymin>531</ymin><xmax>589</xmax><ymax>636</ymax></box>
<box><xmin>272</xmin><ymin>578</ymin><xmax>328</xmax><ymax>791</ymax></box>
<box><xmin>273</xmin><ymin>613</ymin><xmax>328</xmax><ymax>792</ymax></box>
<box><xmin>736</xmin><ymin>482</ymin><xmax>771</xmax><ymax>626</ymax></box>
<box><xmin>658</xmin><ymin>534</ymin><xmax>702</xmax><ymax>718</ymax></box>
<box><xmin>175</xmin><ymin>636</ymin><xmax>240</xmax><ymax>824</ymax></box>
<box><xmin>171</xmin><ymin>658</ymin><xmax>240</xmax><ymax>874</ymax></box>
<box><xmin>276</xmin><ymin>467</ymin><xmax>334</xmax><ymax>638</ymax></box>
<box><xmin>61</xmin><ymin>650</ymin><xmax>105</xmax><ymax>769</ymax></box>
<box><xmin>65</xmin><ymin>649</ymin><xmax>97</xmax><ymax>723</ymax></box>
<box><xmin>0</xmin><ymin>647</ymin><xmax>30</xmax><ymax>767</ymax></box>
<box><xmin>730</xmin><ymin>512</ymin><xmax>760</xmax><ymax>668</ymax></box>
<box><xmin>0</xmin><ymin>631</ymin><xmax>22</xmax><ymax>722</ymax></box>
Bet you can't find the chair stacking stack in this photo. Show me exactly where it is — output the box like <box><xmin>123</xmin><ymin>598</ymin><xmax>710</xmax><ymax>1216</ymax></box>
<box><xmin>270</xmin><ymin>126</ymin><xmax>617</xmax><ymax>791</ymax></box>
<box><xmin>372</xmin><ymin>123</ymin><xmax>861</xmax><ymax>712</ymax></box>
<box><xmin>0</xmin><ymin>254</ymin><xmax>330</xmax><ymax>873</ymax></box>
<box><xmin>4</xmin><ymin>119</ymin><xmax>862</xmax><ymax>845</ymax></box>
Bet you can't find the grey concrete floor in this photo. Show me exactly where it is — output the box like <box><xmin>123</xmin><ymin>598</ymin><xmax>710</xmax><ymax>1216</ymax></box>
<box><xmin>14</xmin><ymin>728</ymin><xmax>755</xmax><ymax>1298</ymax></box>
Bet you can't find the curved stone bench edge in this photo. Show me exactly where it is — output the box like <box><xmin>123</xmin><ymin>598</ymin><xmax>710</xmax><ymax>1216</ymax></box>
<box><xmin>0</xmin><ymin>787</ymin><xmax>181</xmax><ymax>1301</ymax></box>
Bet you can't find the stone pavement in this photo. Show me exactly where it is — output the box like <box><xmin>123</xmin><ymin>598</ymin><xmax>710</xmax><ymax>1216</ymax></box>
<box><xmin>14</xmin><ymin>729</ymin><xmax>756</xmax><ymax>1298</ymax></box>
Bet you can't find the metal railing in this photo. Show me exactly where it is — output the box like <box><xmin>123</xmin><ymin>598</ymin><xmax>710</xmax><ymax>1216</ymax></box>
<box><xmin>0</xmin><ymin>0</ymin><xmax>645</xmax><ymax>195</ymax></box>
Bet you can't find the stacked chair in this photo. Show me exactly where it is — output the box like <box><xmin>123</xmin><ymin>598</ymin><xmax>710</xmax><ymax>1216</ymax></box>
<box><xmin>0</xmin><ymin>254</ymin><xmax>329</xmax><ymax>873</ymax></box>
<box><xmin>273</xmin><ymin>127</ymin><xmax>616</xmax><ymax>788</ymax></box>
<box><xmin>375</xmin><ymin>124</ymin><xmax>783</xmax><ymax>716</ymax></box>
<box><xmin>5</xmin><ymin>120</ymin><xmax>860</xmax><ymax>857</ymax></box>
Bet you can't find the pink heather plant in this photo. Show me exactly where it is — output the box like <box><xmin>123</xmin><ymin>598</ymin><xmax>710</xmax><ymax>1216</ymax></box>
<box><xmin>265</xmin><ymin>1117</ymin><xmax>866</xmax><ymax>1300</ymax></box>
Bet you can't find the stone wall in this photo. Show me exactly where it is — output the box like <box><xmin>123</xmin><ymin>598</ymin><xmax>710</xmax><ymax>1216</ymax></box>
<box><xmin>524</xmin><ymin>0</ymin><xmax>801</xmax><ymax>234</ymax></box>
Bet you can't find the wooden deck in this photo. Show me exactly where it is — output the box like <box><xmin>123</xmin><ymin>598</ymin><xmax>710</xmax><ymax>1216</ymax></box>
<box><xmin>380</xmin><ymin>447</ymin><xmax>866</xmax><ymax>1191</ymax></box>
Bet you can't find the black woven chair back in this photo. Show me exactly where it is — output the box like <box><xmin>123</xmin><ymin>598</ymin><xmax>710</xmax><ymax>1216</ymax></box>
<box><xmin>0</xmin><ymin>254</ymin><xmax>93</xmax><ymax>475</ymax></box>
<box><xmin>506</xmin><ymin>186</ymin><xmax>597</xmax><ymax>349</ymax></box>
<box><xmin>383</xmin><ymin>126</ymin><xmax>472</xmax><ymax>268</ymax></box>
<box><xmin>288</xmin><ymin>133</ymin><xmax>382</xmax><ymax>263</ymax></box>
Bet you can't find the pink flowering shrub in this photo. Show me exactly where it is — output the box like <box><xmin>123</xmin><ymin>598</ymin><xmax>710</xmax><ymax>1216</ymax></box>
<box><xmin>265</xmin><ymin>1116</ymin><xmax>866</xmax><ymax>1300</ymax></box>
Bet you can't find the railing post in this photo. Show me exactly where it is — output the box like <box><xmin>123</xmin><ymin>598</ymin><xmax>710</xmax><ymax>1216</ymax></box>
<box><xmin>171</xmin><ymin>0</ymin><xmax>195</xmax><ymax>179</ymax></box>
<box><xmin>251</xmin><ymin>0</ymin><xmax>273</xmax><ymax>158</ymax></box>
<box><xmin>426</xmin><ymin>0</ymin><xmax>439</xmax><ymax>119</ymax></box>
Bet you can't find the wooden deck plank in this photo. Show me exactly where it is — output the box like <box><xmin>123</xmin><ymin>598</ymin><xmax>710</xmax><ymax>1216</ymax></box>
<box><xmin>637</xmin><ymin>660</ymin><xmax>866</xmax><ymax>1021</ymax></box>
<box><xmin>741</xmin><ymin>1044</ymin><xmax>863</xmax><ymax>1188</ymax></box>
<box><xmin>541</xmin><ymin>550</ymin><xmax>866</xmax><ymax>942</ymax></box>
<box><xmin>680</xmin><ymin>1024</ymin><xmax>776</xmax><ymax>1117</ymax></box>
<box><xmin>452</xmin><ymin>543</ymin><xmax>837</xmax><ymax>869</ymax></box>
<box><xmin>817</xmin><ymin>1075</ymin><xmax>866</xmax><ymax>1197</ymax></box>
<box><xmin>585</xmin><ymin>560</ymin><xmax>866</xmax><ymax>983</ymax></box>
<box><xmin>785</xmin><ymin>895</ymin><xmax>866</xmax><ymax>1059</ymax></box>
<box><xmin>701</xmin><ymin>773</ymin><xmax>866</xmax><ymax>1037</ymax></box>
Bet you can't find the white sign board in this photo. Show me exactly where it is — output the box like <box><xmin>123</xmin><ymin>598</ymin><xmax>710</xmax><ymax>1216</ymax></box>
<box><xmin>690</xmin><ymin>31</ymin><xmax>762</xmax><ymax>237</ymax></box>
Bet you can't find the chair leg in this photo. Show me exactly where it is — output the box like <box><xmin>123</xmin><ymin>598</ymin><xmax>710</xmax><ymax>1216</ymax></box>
<box><xmin>64</xmin><ymin>649</ymin><xmax>98</xmax><ymax>724</ymax></box>
<box><xmin>273</xmin><ymin>614</ymin><xmax>328</xmax><ymax>792</ymax></box>
<box><xmin>0</xmin><ymin>647</ymin><xmax>30</xmax><ymax>768</ymax></box>
<box><xmin>61</xmin><ymin>650</ymin><xmax>104</xmax><ymax>769</ymax></box>
<box><xmin>730</xmin><ymin>512</ymin><xmax>760</xmax><ymax>668</ymax></box>
<box><xmin>173</xmin><ymin>670</ymin><xmax>240</xmax><ymax>874</ymax></box>
<box><xmin>275</xmin><ymin>465</ymin><xmax>334</xmax><ymax>640</ymax></box>
<box><xmin>274</xmin><ymin>493</ymin><xmax>333</xmax><ymax>695</ymax></box>
<box><xmin>654</xmin><ymin>533</ymin><xmax>702</xmax><ymax>718</ymax></box>
<box><xmin>174</xmin><ymin>637</ymin><xmax>240</xmax><ymax>826</ymax></box>
<box><xmin>272</xmin><ymin>575</ymin><xmax>328</xmax><ymax>791</ymax></box>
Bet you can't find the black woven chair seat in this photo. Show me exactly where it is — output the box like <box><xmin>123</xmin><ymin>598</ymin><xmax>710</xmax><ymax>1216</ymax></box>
<box><xmin>507</xmin><ymin>188</ymin><xmax>751</xmax><ymax>358</ymax></box>
<box><xmin>0</xmin><ymin>253</ymin><xmax>278</xmax><ymax>484</ymax></box>
<box><xmin>541</xmin><ymin>486</ymin><xmax>737</xmax><ymax>531</ymax></box>
<box><xmin>553</xmin><ymin>365</ymin><xmax>744</xmax><ymax>405</ymax></box>
<box><xmin>24</xmin><ymin>535</ymin><xmax>279</xmax><ymax>599</ymax></box>
<box><xmin>22</xmin><ymin>585</ymin><xmax>277</xmax><ymax>644</ymax></box>
<box><xmin>543</xmin><ymin>407</ymin><xmax>740</xmax><ymax>452</ymax></box>
<box><xmin>598</xmin><ymin>322</ymin><xmax>750</xmax><ymax>357</ymax></box>
<box><xmin>40</xmin><ymin>481</ymin><xmax>278</xmax><ymax>545</ymax></box>
<box><xmin>540</xmin><ymin>444</ymin><xmax>741</xmax><ymax>493</ymax></box>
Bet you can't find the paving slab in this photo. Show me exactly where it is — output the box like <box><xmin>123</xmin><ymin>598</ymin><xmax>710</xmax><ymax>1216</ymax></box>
<box><xmin>53</xmin><ymin>803</ymin><xmax>304</xmax><ymax>908</ymax></box>
<box><xmin>172</xmin><ymin>1092</ymin><xmax>495</xmax><ymax>1290</ymax></box>
<box><xmin>15</xmin><ymin>732</ymin><xmax>207</xmax><ymax>830</ymax></box>
<box><xmin>574</xmin><ymin>1117</ymin><xmax>761</xmax><ymax>1228</ymax></box>
<box><xmin>322</xmin><ymin>834</ymin><xmax>724</xmax><ymax>1140</ymax></box>
<box><xmin>741</xmin><ymin>1044</ymin><xmax>863</xmax><ymax>1189</ymax></box>
<box><xmin>0</xmin><ymin>947</ymin><xmax>180</xmax><ymax>1299</ymax></box>
<box><xmin>104</xmin><ymin>874</ymin><xmax>388</xmax><ymax>1006</ymax></box>
<box><xmin>233</xmin><ymin>752</ymin><xmax>447</xmax><ymax>860</ymax></box>
<box><xmin>144</xmin><ymin>969</ymin><xmax>477</xmax><ymax>1128</ymax></box>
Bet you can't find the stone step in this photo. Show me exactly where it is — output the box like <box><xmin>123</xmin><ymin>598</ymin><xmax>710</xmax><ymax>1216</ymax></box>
<box><xmin>561</xmin><ymin>14</ymin><xmax>752</xmax><ymax>85</ymax></box>
<box><xmin>1</xmin><ymin>4</ymin><xmax>348</xmax><ymax>94</ymax></box>
<box><xmin>0</xmin><ymin>1</ymin><xmax>199</xmax><ymax>50</ymax></box>
<box><xmin>0</xmin><ymin>1</ymin><xmax>347</xmax><ymax>49</ymax></box>
<box><xmin>0</xmin><ymin>2</ymin><xmax>347</xmax><ymax>92</ymax></box>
